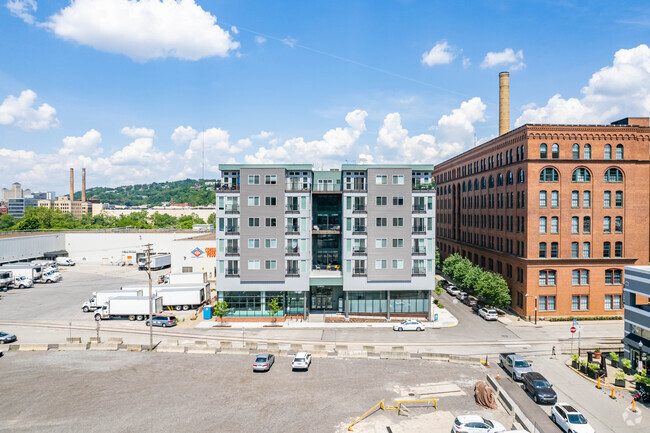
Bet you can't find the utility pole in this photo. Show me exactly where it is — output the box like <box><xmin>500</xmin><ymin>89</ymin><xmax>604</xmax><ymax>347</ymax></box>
<box><xmin>146</xmin><ymin>243</ymin><xmax>153</xmax><ymax>350</ymax></box>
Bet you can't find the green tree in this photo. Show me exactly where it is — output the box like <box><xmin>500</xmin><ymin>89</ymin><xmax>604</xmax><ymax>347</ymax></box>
<box><xmin>434</xmin><ymin>246</ymin><xmax>442</xmax><ymax>272</ymax></box>
<box><xmin>178</xmin><ymin>213</ymin><xmax>206</xmax><ymax>229</ymax></box>
<box><xmin>207</xmin><ymin>212</ymin><xmax>216</xmax><ymax>227</ymax></box>
<box><xmin>268</xmin><ymin>297</ymin><xmax>281</xmax><ymax>323</ymax></box>
<box><xmin>0</xmin><ymin>214</ymin><xmax>15</xmax><ymax>230</ymax></box>
<box><xmin>15</xmin><ymin>216</ymin><xmax>40</xmax><ymax>231</ymax></box>
<box><xmin>461</xmin><ymin>266</ymin><xmax>482</xmax><ymax>292</ymax></box>
<box><xmin>442</xmin><ymin>253</ymin><xmax>462</xmax><ymax>277</ymax></box>
<box><xmin>451</xmin><ymin>257</ymin><xmax>473</xmax><ymax>284</ymax></box>
<box><xmin>213</xmin><ymin>301</ymin><xmax>229</xmax><ymax>326</ymax></box>
<box><xmin>475</xmin><ymin>272</ymin><xmax>511</xmax><ymax>308</ymax></box>
<box><xmin>150</xmin><ymin>212</ymin><xmax>178</xmax><ymax>228</ymax></box>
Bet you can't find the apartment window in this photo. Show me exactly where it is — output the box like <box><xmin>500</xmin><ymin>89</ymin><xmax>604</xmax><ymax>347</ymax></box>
<box><xmin>605</xmin><ymin>295</ymin><xmax>622</xmax><ymax>310</ymax></box>
<box><xmin>539</xmin><ymin>242</ymin><xmax>547</xmax><ymax>258</ymax></box>
<box><xmin>393</xmin><ymin>217</ymin><xmax>404</xmax><ymax>226</ymax></box>
<box><xmin>248</xmin><ymin>217</ymin><xmax>259</xmax><ymax>227</ymax></box>
<box><xmin>248</xmin><ymin>196</ymin><xmax>260</xmax><ymax>206</ymax></box>
<box><xmin>572</xmin><ymin>295</ymin><xmax>589</xmax><ymax>311</ymax></box>
<box><xmin>604</xmin><ymin>144</ymin><xmax>612</xmax><ymax>159</ymax></box>
<box><xmin>392</xmin><ymin>175</ymin><xmax>404</xmax><ymax>185</ymax></box>
<box><xmin>571</xmin><ymin>242</ymin><xmax>579</xmax><ymax>258</ymax></box>
<box><xmin>248</xmin><ymin>259</ymin><xmax>260</xmax><ymax>270</ymax></box>
<box><xmin>551</xmin><ymin>242</ymin><xmax>558</xmax><ymax>258</ymax></box>
<box><xmin>572</xmin><ymin>168</ymin><xmax>591</xmax><ymax>182</ymax></box>
<box><xmin>264</xmin><ymin>175</ymin><xmax>277</xmax><ymax>185</ymax></box>
<box><xmin>605</xmin><ymin>269</ymin><xmax>623</xmax><ymax>285</ymax></box>
<box><xmin>265</xmin><ymin>260</ymin><xmax>277</xmax><ymax>270</ymax></box>
<box><xmin>572</xmin><ymin>143</ymin><xmax>580</xmax><ymax>159</ymax></box>
<box><xmin>539</xmin><ymin>296</ymin><xmax>556</xmax><ymax>311</ymax></box>
<box><xmin>392</xmin><ymin>196</ymin><xmax>404</xmax><ymax>206</ymax></box>
<box><xmin>376</xmin><ymin>217</ymin><xmax>387</xmax><ymax>227</ymax></box>
<box><xmin>540</xmin><ymin>168</ymin><xmax>559</xmax><ymax>182</ymax></box>
<box><xmin>392</xmin><ymin>260</ymin><xmax>404</xmax><ymax>269</ymax></box>
<box><xmin>572</xmin><ymin>269</ymin><xmax>589</xmax><ymax>285</ymax></box>
<box><xmin>375</xmin><ymin>260</ymin><xmax>387</xmax><ymax>269</ymax></box>
<box><xmin>615</xmin><ymin>217</ymin><xmax>623</xmax><ymax>233</ymax></box>
<box><xmin>583</xmin><ymin>191</ymin><xmax>591</xmax><ymax>208</ymax></box>
<box><xmin>540</xmin><ymin>143</ymin><xmax>548</xmax><ymax>159</ymax></box>
<box><xmin>248</xmin><ymin>239</ymin><xmax>260</xmax><ymax>249</ymax></box>
<box><xmin>571</xmin><ymin>191</ymin><xmax>579</xmax><ymax>208</ymax></box>
<box><xmin>248</xmin><ymin>175</ymin><xmax>260</xmax><ymax>185</ymax></box>
<box><xmin>551</xmin><ymin>190</ymin><xmax>558</xmax><ymax>207</ymax></box>
<box><xmin>392</xmin><ymin>239</ymin><xmax>404</xmax><ymax>248</ymax></box>
<box><xmin>375</xmin><ymin>238</ymin><xmax>387</xmax><ymax>248</ymax></box>
<box><xmin>616</xmin><ymin>144</ymin><xmax>624</xmax><ymax>160</ymax></box>
<box><xmin>517</xmin><ymin>169</ymin><xmax>525</xmax><ymax>183</ymax></box>
<box><xmin>583</xmin><ymin>242</ymin><xmax>590</xmax><ymax>258</ymax></box>
<box><xmin>584</xmin><ymin>144</ymin><xmax>591</xmax><ymax>159</ymax></box>
<box><xmin>265</xmin><ymin>239</ymin><xmax>277</xmax><ymax>248</ymax></box>
<box><xmin>604</xmin><ymin>191</ymin><xmax>611</xmax><ymax>208</ymax></box>
<box><xmin>552</xmin><ymin>143</ymin><xmax>559</xmax><ymax>159</ymax></box>
<box><xmin>603</xmin><ymin>241</ymin><xmax>611</xmax><ymax>257</ymax></box>
<box><xmin>604</xmin><ymin>168</ymin><xmax>623</xmax><ymax>183</ymax></box>
<box><xmin>376</xmin><ymin>196</ymin><xmax>387</xmax><ymax>206</ymax></box>
<box><xmin>615</xmin><ymin>241</ymin><xmax>623</xmax><ymax>257</ymax></box>
<box><xmin>265</xmin><ymin>196</ymin><xmax>276</xmax><ymax>206</ymax></box>
<box><xmin>615</xmin><ymin>191</ymin><xmax>623</xmax><ymax>207</ymax></box>
<box><xmin>539</xmin><ymin>191</ymin><xmax>547</xmax><ymax>208</ymax></box>
<box><xmin>538</xmin><ymin>270</ymin><xmax>556</xmax><ymax>286</ymax></box>
<box><xmin>539</xmin><ymin>217</ymin><xmax>547</xmax><ymax>234</ymax></box>
<box><xmin>376</xmin><ymin>175</ymin><xmax>387</xmax><ymax>185</ymax></box>
<box><xmin>571</xmin><ymin>217</ymin><xmax>579</xmax><ymax>234</ymax></box>
<box><xmin>603</xmin><ymin>216</ymin><xmax>611</xmax><ymax>233</ymax></box>
<box><xmin>265</xmin><ymin>217</ymin><xmax>276</xmax><ymax>227</ymax></box>
<box><xmin>583</xmin><ymin>216</ymin><xmax>590</xmax><ymax>234</ymax></box>
<box><xmin>551</xmin><ymin>217</ymin><xmax>558</xmax><ymax>234</ymax></box>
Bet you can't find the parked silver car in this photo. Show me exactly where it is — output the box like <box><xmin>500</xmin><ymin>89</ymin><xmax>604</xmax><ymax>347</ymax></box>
<box><xmin>0</xmin><ymin>331</ymin><xmax>17</xmax><ymax>344</ymax></box>
<box><xmin>253</xmin><ymin>353</ymin><xmax>275</xmax><ymax>372</ymax></box>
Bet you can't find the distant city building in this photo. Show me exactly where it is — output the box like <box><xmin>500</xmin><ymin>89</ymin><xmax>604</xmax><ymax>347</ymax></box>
<box><xmin>30</xmin><ymin>191</ymin><xmax>56</xmax><ymax>200</ymax></box>
<box><xmin>0</xmin><ymin>206</ymin><xmax>8</xmax><ymax>216</ymax></box>
<box><xmin>37</xmin><ymin>196</ymin><xmax>91</xmax><ymax>218</ymax></box>
<box><xmin>622</xmin><ymin>265</ymin><xmax>650</xmax><ymax>372</ymax></box>
<box><xmin>8</xmin><ymin>197</ymin><xmax>39</xmax><ymax>218</ymax></box>
<box><xmin>1</xmin><ymin>182</ymin><xmax>31</xmax><ymax>202</ymax></box>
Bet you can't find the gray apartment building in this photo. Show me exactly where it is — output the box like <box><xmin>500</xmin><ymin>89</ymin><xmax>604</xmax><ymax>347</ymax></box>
<box><xmin>622</xmin><ymin>266</ymin><xmax>650</xmax><ymax>371</ymax></box>
<box><xmin>214</xmin><ymin>164</ymin><xmax>436</xmax><ymax>319</ymax></box>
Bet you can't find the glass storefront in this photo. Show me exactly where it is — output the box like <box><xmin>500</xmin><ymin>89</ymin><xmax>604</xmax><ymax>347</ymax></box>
<box><xmin>348</xmin><ymin>290</ymin><xmax>428</xmax><ymax>313</ymax></box>
<box><xmin>220</xmin><ymin>291</ymin><xmax>305</xmax><ymax>316</ymax></box>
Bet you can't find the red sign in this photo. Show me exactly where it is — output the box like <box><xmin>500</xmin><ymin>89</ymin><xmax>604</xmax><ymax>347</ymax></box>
<box><xmin>570</xmin><ymin>326</ymin><xmax>576</xmax><ymax>334</ymax></box>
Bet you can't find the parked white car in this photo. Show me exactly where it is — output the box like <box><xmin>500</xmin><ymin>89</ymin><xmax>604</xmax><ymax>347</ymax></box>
<box><xmin>291</xmin><ymin>352</ymin><xmax>312</xmax><ymax>371</ymax></box>
<box><xmin>451</xmin><ymin>414</ymin><xmax>506</xmax><ymax>433</ymax></box>
<box><xmin>479</xmin><ymin>308</ymin><xmax>498</xmax><ymax>321</ymax></box>
<box><xmin>393</xmin><ymin>320</ymin><xmax>425</xmax><ymax>332</ymax></box>
<box><xmin>551</xmin><ymin>403</ymin><xmax>595</xmax><ymax>433</ymax></box>
<box><xmin>447</xmin><ymin>285</ymin><xmax>461</xmax><ymax>296</ymax></box>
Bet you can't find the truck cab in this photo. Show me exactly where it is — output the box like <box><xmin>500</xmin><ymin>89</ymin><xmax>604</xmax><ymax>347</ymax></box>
<box><xmin>82</xmin><ymin>297</ymin><xmax>99</xmax><ymax>312</ymax></box>
<box><xmin>13</xmin><ymin>275</ymin><xmax>34</xmax><ymax>289</ymax></box>
<box><xmin>0</xmin><ymin>271</ymin><xmax>12</xmax><ymax>291</ymax></box>
<box><xmin>42</xmin><ymin>269</ymin><xmax>61</xmax><ymax>283</ymax></box>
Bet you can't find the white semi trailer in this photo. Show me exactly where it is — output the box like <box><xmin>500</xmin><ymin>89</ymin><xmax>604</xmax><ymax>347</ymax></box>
<box><xmin>167</xmin><ymin>272</ymin><xmax>206</xmax><ymax>285</ymax></box>
<box><xmin>137</xmin><ymin>254</ymin><xmax>171</xmax><ymax>271</ymax></box>
<box><xmin>0</xmin><ymin>264</ymin><xmax>42</xmax><ymax>282</ymax></box>
<box><xmin>156</xmin><ymin>285</ymin><xmax>208</xmax><ymax>310</ymax></box>
<box><xmin>82</xmin><ymin>289</ymin><xmax>143</xmax><ymax>312</ymax></box>
<box><xmin>93</xmin><ymin>296</ymin><xmax>163</xmax><ymax>321</ymax></box>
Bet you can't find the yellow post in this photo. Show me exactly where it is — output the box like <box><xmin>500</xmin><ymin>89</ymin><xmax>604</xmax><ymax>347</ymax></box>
<box><xmin>597</xmin><ymin>376</ymin><xmax>601</xmax><ymax>389</ymax></box>
<box><xmin>632</xmin><ymin>399</ymin><xmax>636</xmax><ymax>412</ymax></box>
<box><xmin>610</xmin><ymin>386</ymin><xmax>616</xmax><ymax>399</ymax></box>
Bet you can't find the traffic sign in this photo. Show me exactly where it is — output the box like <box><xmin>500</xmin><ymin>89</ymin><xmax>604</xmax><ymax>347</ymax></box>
<box><xmin>570</xmin><ymin>326</ymin><xmax>576</xmax><ymax>334</ymax></box>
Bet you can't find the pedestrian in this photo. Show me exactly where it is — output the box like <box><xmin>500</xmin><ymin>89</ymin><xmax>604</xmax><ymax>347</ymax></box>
<box><xmin>551</xmin><ymin>345</ymin><xmax>557</xmax><ymax>359</ymax></box>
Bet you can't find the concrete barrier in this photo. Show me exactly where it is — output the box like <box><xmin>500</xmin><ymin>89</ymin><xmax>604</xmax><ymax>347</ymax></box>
<box><xmin>59</xmin><ymin>343</ymin><xmax>88</xmax><ymax>351</ymax></box>
<box><xmin>187</xmin><ymin>346</ymin><xmax>217</xmax><ymax>354</ymax></box>
<box><xmin>219</xmin><ymin>348</ymin><xmax>249</xmax><ymax>355</ymax></box>
<box><xmin>18</xmin><ymin>344</ymin><xmax>49</xmax><ymax>351</ymax></box>
<box><xmin>311</xmin><ymin>350</ymin><xmax>330</xmax><ymax>358</ymax></box>
<box><xmin>313</xmin><ymin>344</ymin><xmax>326</xmax><ymax>351</ymax></box>
<box><xmin>66</xmin><ymin>337</ymin><xmax>82</xmax><ymax>344</ymax></box>
<box><xmin>89</xmin><ymin>343</ymin><xmax>119</xmax><ymax>351</ymax></box>
<box><xmin>448</xmin><ymin>354</ymin><xmax>482</xmax><ymax>365</ymax></box>
<box><xmin>220</xmin><ymin>341</ymin><xmax>232</xmax><ymax>349</ymax></box>
<box><xmin>337</xmin><ymin>350</ymin><xmax>368</xmax><ymax>359</ymax></box>
<box><xmin>380</xmin><ymin>351</ymin><xmax>411</xmax><ymax>360</ymax></box>
<box><xmin>126</xmin><ymin>344</ymin><xmax>143</xmax><ymax>352</ymax></box>
<box><xmin>164</xmin><ymin>338</ymin><xmax>178</xmax><ymax>346</ymax></box>
<box><xmin>392</xmin><ymin>346</ymin><xmax>405</xmax><ymax>352</ymax></box>
<box><xmin>363</xmin><ymin>345</ymin><xmax>375</xmax><ymax>352</ymax></box>
<box><xmin>245</xmin><ymin>342</ymin><xmax>258</xmax><ymax>350</ymax></box>
<box><xmin>290</xmin><ymin>343</ymin><xmax>303</xmax><ymax>352</ymax></box>
<box><xmin>194</xmin><ymin>340</ymin><xmax>208</xmax><ymax>346</ymax></box>
<box><xmin>485</xmin><ymin>374</ymin><xmax>534</xmax><ymax>432</ymax></box>
<box><xmin>156</xmin><ymin>345</ymin><xmax>186</xmax><ymax>354</ymax></box>
<box><xmin>90</xmin><ymin>337</ymin><xmax>101</xmax><ymax>343</ymax></box>
<box><xmin>107</xmin><ymin>337</ymin><xmax>123</xmax><ymax>345</ymax></box>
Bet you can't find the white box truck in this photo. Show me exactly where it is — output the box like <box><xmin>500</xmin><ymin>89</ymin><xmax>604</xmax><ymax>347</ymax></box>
<box><xmin>157</xmin><ymin>285</ymin><xmax>208</xmax><ymax>310</ymax></box>
<box><xmin>168</xmin><ymin>272</ymin><xmax>207</xmax><ymax>285</ymax></box>
<box><xmin>0</xmin><ymin>265</ymin><xmax>37</xmax><ymax>287</ymax></box>
<box><xmin>56</xmin><ymin>257</ymin><xmax>75</xmax><ymax>266</ymax></box>
<box><xmin>41</xmin><ymin>269</ymin><xmax>61</xmax><ymax>283</ymax></box>
<box><xmin>93</xmin><ymin>296</ymin><xmax>163</xmax><ymax>321</ymax></box>
<box><xmin>138</xmin><ymin>254</ymin><xmax>171</xmax><ymax>271</ymax></box>
<box><xmin>0</xmin><ymin>270</ymin><xmax>12</xmax><ymax>291</ymax></box>
<box><xmin>82</xmin><ymin>289</ymin><xmax>143</xmax><ymax>312</ymax></box>
<box><xmin>0</xmin><ymin>263</ymin><xmax>42</xmax><ymax>282</ymax></box>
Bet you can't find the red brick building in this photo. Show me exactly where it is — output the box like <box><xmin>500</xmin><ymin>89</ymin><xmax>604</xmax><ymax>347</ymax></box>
<box><xmin>434</xmin><ymin>118</ymin><xmax>650</xmax><ymax>318</ymax></box>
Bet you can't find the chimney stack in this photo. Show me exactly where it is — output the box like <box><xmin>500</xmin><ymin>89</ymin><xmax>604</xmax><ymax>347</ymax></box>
<box><xmin>82</xmin><ymin>168</ymin><xmax>86</xmax><ymax>202</ymax></box>
<box><xmin>69</xmin><ymin>168</ymin><xmax>74</xmax><ymax>201</ymax></box>
<box><xmin>499</xmin><ymin>71</ymin><xmax>510</xmax><ymax>136</ymax></box>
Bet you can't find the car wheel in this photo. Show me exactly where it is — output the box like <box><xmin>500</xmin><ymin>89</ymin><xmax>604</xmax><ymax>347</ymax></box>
<box><xmin>182</xmin><ymin>305</ymin><xmax>189</xmax><ymax>311</ymax></box>
<box><xmin>512</xmin><ymin>371</ymin><xmax>517</xmax><ymax>380</ymax></box>
<box><xmin>82</xmin><ymin>306</ymin><xmax>89</xmax><ymax>313</ymax></box>
<box><xmin>417</xmin><ymin>327</ymin><xmax>422</xmax><ymax>331</ymax></box>
<box><xmin>94</xmin><ymin>315</ymin><xmax>101</xmax><ymax>321</ymax></box>
<box><xmin>162</xmin><ymin>323</ymin><xmax>167</xmax><ymax>328</ymax></box>
<box><xmin>398</xmin><ymin>327</ymin><xmax>403</xmax><ymax>332</ymax></box>
<box><xmin>534</xmin><ymin>395</ymin><xmax>539</xmax><ymax>403</ymax></box>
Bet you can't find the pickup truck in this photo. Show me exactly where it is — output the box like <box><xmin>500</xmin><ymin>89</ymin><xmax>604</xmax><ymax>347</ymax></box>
<box><xmin>499</xmin><ymin>353</ymin><xmax>533</xmax><ymax>381</ymax></box>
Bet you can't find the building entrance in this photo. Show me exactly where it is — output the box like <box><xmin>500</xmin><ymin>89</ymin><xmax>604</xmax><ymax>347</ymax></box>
<box><xmin>310</xmin><ymin>286</ymin><xmax>333</xmax><ymax>310</ymax></box>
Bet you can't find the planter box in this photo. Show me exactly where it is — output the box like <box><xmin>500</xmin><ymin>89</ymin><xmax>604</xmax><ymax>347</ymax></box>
<box><xmin>588</xmin><ymin>370</ymin><xmax>598</xmax><ymax>379</ymax></box>
<box><xmin>610</xmin><ymin>359</ymin><xmax>619</xmax><ymax>368</ymax></box>
<box><xmin>580</xmin><ymin>365</ymin><xmax>588</xmax><ymax>374</ymax></box>
<box><xmin>572</xmin><ymin>361</ymin><xmax>579</xmax><ymax>369</ymax></box>
<box><xmin>615</xmin><ymin>379</ymin><xmax>626</xmax><ymax>387</ymax></box>
<box><xmin>623</xmin><ymin>366</ymin><xmax>631</xmax><ymax>375</ymax></box>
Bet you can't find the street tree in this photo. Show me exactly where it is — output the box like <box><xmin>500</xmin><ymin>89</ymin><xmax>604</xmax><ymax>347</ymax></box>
<box><xmin>475</xmin><ymin>272</ymin><xmax>511</xmax><ymax>308</ymax></box>
<box><xmin>461</xmin><ymin>265</ymin><xmax>482</xmax><ymax>292</ymax></box>
<box><xmin>269</xmin><ymin>297</ymin><xmax>281</xmax><ymax>323</ymax></box>
<box><xmin>213</xmin><ymin>300</ymin><xmax>229</xmax><ymax>326</ymax></box>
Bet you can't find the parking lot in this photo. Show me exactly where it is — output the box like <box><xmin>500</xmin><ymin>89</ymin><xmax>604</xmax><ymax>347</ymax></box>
<box><xmin>0</xmin><ymin>350</ymin><xmax>514</xmax><ymax>433</ymax></box>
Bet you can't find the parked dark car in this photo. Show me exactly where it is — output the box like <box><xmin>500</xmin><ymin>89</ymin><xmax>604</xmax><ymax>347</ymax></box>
<box><xmin>463</xmin><ymin>295</ymin><xmax>478</xmax><ymax>307</ymax></box>
<box><xmin>145</xmin><ymin>315</ymin><xmax>177</xmax><ymax>327</ymax></box>
<box><xmin>0</xmin><ymin>331</ymin><xmax>17</xmax><ymax>344</ymax></box>
<box><xmin>522</xmin><ymin>372</ymin><xmax>557</xmax><ymax>404</ymax></box>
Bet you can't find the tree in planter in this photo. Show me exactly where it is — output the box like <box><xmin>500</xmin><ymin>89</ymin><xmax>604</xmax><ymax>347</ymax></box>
<box><xmin>609</xmin><ymin>352</ymin><xmax>619</xmax><ymax>368</ymax></box>
<box><xmin>633</xmin><ymin>368</ymin><xmax>648</xmax><ymax>389</ymax></box>
<box><xmin>593</xmin><ymin>348</ymin><xmax>601</xmax><ymax>360</ymax></box>
<box><xmin>213</xmin><ymin>300</ymin><xmax>229</xmax><ymax>326</ymax></box>
<box><xmin>269</xmin><ymin>297</ymin><xmax>281</xmax><ymax>324</ymax></box>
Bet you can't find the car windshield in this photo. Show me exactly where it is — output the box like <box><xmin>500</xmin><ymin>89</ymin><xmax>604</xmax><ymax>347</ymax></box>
<box><xmin>534</xmin><ymin>380</ymin><xmax>551</xmax><ymax>388</ymax></box>
<box><xmin>294</xmin><ymin>358</ymin><xmax>304</xmax><ymax>362</ymax></box>
<box><xmin>488</xmin><ymin>310</ymin><xmax>497</xmax><ymax>314</ymax></box>
<box><xmin>255</xmin><ymin>357</ymin><xmax>267</xmax><ymax>362</ymax></box>
<box><xmin>482</xmin><ymin>419</ymin><xmax>494</xmax><ymax>428</ymax></box>
<box><xmin>515</xmin><ymin>361</ymin><xmax>530</xmax><ymax>368</ymax></box>
<box><xmin>568</xmin><ymin>414</ymin><xmax>587</xmax><ymax>424</ymax></box>
<box><xmin>0</xmin><ymin>332</ymin><xmax>7</xmax><ymax>337</ymax></box>
<box><xmin>401</xmin><ymin>321</ymin><xmax>408</xmax><ymax>325</ymax></box>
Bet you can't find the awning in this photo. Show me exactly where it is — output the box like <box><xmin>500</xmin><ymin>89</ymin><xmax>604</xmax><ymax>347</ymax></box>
<box><xmin>622</xmin><ymin>333</ymin><xmax>650</xmax><ymax>354</ymax></box>
<box><xmin>43</xmin><ymin>250</ymin><xmax>68</xmax><ymax>258</ymax></box>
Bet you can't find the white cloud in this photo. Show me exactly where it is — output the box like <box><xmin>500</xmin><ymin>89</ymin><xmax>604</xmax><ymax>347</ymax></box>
<box><xmin>171</xmin><ymin>125</ymin><xmax>198</xmax><ymax>144</ymax></box>
<box><xmin>255</xmin><ymin>35</ymin><xmax>266</xmax><ymax>44</ymax></box>
<box><xmin>230</xmin><ymin>25</ymin><xmax>238</xmax><ymax>35</ymax></box>
<box><xmin>58</xmin><ymin>129</ymin><xmax>103</xmax><ymax>156</ymax></box>
<box><xmin>462</xmin><ymin>57</ymin><xmax>471</xmax><ymax>69</ymax></box>
<box><xmin>111</xmin><ymin>136</ymin><xmax>171</xmax><ymax>165</ymax></box>
<box><xmin>0</xmin><ymin>89</ymin><xmax>59</xmax><ymax>130</ymax></box>
<box><xmin>120</xmin><ymin>125</ymin><xmax>155</xmax><ymax>138</ymax></box>
<box><xmin>252</xmin><ymin>130</ymin><xmax>273</xmax><ymax>140</ymax></box>
<box><xmin>6</xmin><ymin>0</ymin><xmax>36</xmax><ymax>24</ymax></box>
<box><xmin>42</xmin><ymin>0</ymin><xmax>239</xmax><ymax>62</ymax></box>
<box><xmin>421</xmin><ymin>40</ymin><xmax>456</xmax><ymax>67</ymax></box>
<box><xmin>481</xmin><ymin>48</ymin><xmax>525</xmax><ymax>70</ymax></box>
<box><xmin>516</xmin><ymin>44</ymin><xmax>650</xmax><ymax>125</ymax></box>
<box><xmin>282</xmin><ymin>37</ymin><xmax>297</xmax><ymax>48</ymax></box>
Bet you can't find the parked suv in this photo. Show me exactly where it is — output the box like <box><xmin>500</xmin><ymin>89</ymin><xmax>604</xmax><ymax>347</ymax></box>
<box><xmin>463</xmin><ymin>295</ymin><xmax>478</xmax><ymax>307</ymax></box>
<box><xmin>551</xmin><ymin>403</ymin><xmax>594</xmax><ymax>433</ymax></box>
<box><xmin>145</xmin><ymin>315</ymin><xmax>177</xmax><ymax>327</ymax></box>
<box><xmin>522</xmin><ymin>372</ymin><xmax>557</xmax><ymax>404</ymax></box>
<box><xmin>291</xmin><ymin>352</ymin><xmax>312</xmax><ymax>371</ymax></box>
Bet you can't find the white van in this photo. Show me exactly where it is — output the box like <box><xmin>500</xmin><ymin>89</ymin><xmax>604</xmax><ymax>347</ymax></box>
<box><xmin>56</xmin><ymin>257</ymin><xmax>75</xmax><ymax>266</ymax></box>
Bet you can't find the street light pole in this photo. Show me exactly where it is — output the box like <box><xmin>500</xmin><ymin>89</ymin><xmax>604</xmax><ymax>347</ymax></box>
<box><xmin>534</xmin><ymin>296</ymin><xmax>538</xmax><ymax>325</ymax></box>
<box><xmin>146</xmin><ymin>243</ymin><xmax>153</xmax><ymax>351</ymax></box>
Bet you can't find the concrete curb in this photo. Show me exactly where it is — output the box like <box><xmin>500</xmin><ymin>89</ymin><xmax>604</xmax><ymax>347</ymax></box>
<box><xmin>156</xmin><ymin>345</ymin><xmax>186</xmax><ymax>354</ymax></box>
<box><xmin>485</xmin><ymin>374</ymin><xmax>535</xmax><ymax>433</ymax></box>
<box><xmin>59</xmin><ymin>343</ymin><xmax>89</xmax><ymax>351</ymax></box>
<box><xmin>380</xmin><ymin>351</ymin><xmax>410</xmax><ymax>360</ymax></box>
<box><xmin>89</xmin><ymin>343</ymin><xmax>119</xmax><ymax>351</ymax></box>
<box><xmin>18</xmin><ymin>344</ymin><xmax>48</xmax><ymax>351</ymax></box>
<box><xmin>336</xmin><ymin>350</ymin><xmax>368</xmax><ymax>359</ymax></box>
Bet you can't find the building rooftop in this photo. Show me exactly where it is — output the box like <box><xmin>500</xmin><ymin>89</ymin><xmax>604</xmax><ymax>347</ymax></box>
<box><xmin>341</xmin><ymin>164</ymin><xmax>434</xmax><ymax>171</ymax></box>
<box><xmin>219</xmin><ymin>164</ymin><xmax>313</xmax><ymax>171</ymax></box>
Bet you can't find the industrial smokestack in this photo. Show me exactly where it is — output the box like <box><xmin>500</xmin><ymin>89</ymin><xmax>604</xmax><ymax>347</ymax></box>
<box><xmin>69</xmin><ymin>168</ymin><xmax>74</xmax><ymax>201</ymax></box>
<box><xmin>499</xmin><ymin>72</ymin><xmax>510</xmax><ymax>136</ymax></box>
<box><xmin>82</xmin><ymin>168</ymin><xmax>86</xmax><ymax>202</ymax></box>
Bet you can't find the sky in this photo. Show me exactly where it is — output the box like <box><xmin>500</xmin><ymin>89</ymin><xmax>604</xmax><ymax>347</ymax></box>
<box><xmin>1</xmin><ymin>0</ymin><xmax>650</xmax><ymax>195</ymax></box>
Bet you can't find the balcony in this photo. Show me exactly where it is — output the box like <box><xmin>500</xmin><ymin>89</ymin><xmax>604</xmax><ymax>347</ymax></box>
<box><xmin>352</xmin><ymin>204</ymin><xmax>367</xmax><ymax>213</ymax></box>
<box><xmin>412</xmin><ymin>268</ymin><xmax>427</xmax><ymax>277</ymax></box>
<box><xmin>286</xmin><ymin>268</ymin><xmax>300</xmax><ymax>277</ymax></box>
<box><xmin>225</xmin><ymin>226</ymin><xmax>239</xmax><ymax>235</ymax></box>
<box><xmin>216</xmin><ymin>185</ymin><xmax>240</xmax><ymax>193</ymax></box>
<box><xmin>412</xmin><ymin>226</ymin><xmax>426</xmax><ymax>234</ymax></box>
<box><xmin>225</xmin><ymin>268</ymin><xmax>239</xmax><ymax>277</ymax></box>
<box><xmin>225</xmin><ymin>247</ymin><xmax>239</xmax><ymax>256</ymax></box>
<box><xmin>285</xmin><ymin>225</ymin><xmax>300</xmax><ymax>235</ymax></box>
<box><xmin>285</xmin><ymin>204</ymin><xmax>300</xmax><ymax>213</ymax></box>
<box><xmin>353</xmin><ymin>225</ymin><xmax>367</xmax><ymax>235</ymax></box>
<box><xmin>352</xmin><ymin>247</ymin><xmax>367</xmax><ymax>256</ymax></box>
<box><xmin>286</xmin><ymin>247</ymin><xmax>300</xmax><ymax>256</ymax></box>
<box><xmin>412</xmin><ymin>204</ymin><xmax>426</xmax><ymax>213</ymax></box>
<box><xmin>352</xmin><ymin>267</ymin><xmax>367</xmax><ymax>277</ymax></box>
<box><xmin>412</xmin><ymin>183</ymin><xmax>435</xmax><ymax>191</ymax></box>
<box><xmin>313</xmin><ymin>184</ymin><xmax>341</xmax><ymax>193</ymax></box>
<box><xmin>412</xmin><ymin>247</ymin><xmax>427</xmax><ymax>255</ymax></box>
<box><xmin>225</xmin><ymin>204</ymin><xmax>239</xmax><ymax>214</ymax></box>
<box><xmin>313</xmin><ymin>224</ymin><xmax>341</xmax><ymax>233</ymax></box>
<box><xmin>286</xmin><ymin>183</ymin><xmax>310</xmax><ymax>192</ymax></box>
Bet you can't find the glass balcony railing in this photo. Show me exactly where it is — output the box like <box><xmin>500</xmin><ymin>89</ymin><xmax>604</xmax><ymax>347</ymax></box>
<box><xmin>286</xmin><ymin>247</ymin><xmax>299</xmax><ymax>255</ymax></box>
<box><xmin>225</xmin><ymin>226</ymin><xmax>239</xmax><ymax>234</ymax></box>
<box><xmin>225</xmin><ymin>247</ymin><xmax>239</xmax><ymax>255</ymax></box>
<box><xmin>286</xmin><ymin>268</ymin><xmax>300</xmax><ymax>276</ymax></box>
<box><xmin>353</xmin><ymin>267</ymin><xmax>367</xmax><ymax>276</ymax></box>
<box><xmin>412</xmin><ymin>247</ymin><xmax>426</xmax><ymax>255</ymax></box>
<box><xmin>412</xmin><ymin>204</ymin><xmax>426</xmax><ymax>212</ymax></box>
<box><xmin>285</xmin><ymin>204</ymin><xmax>300</xmax><ymax>212</ymax></box>
<box><xmin>412</xmin><ymin>268</ymin><xmax>426</xmax><ymax>276</ymax></box>
<box><xmin>225</xmin><ymin>268</ymin><xmax>239</xmax><ymax>277</ymax></box>
<box><xmin>285</xmin><ymin>225</ymin><xmax>300</xmax><ymax>234</ymax></box>
<box><xmin>225</xmin><ymin>204</ymin><xmax>239</xmax><ymax>212</ymax></box>
<box><xmin>412</xmin><ymin>226</ymin><xmax>426</xmax><ymax>234</ymax></box>
<box><xmin>352</xmin><ymin>247</ymin><xmax>366</xmax><ymax>255</ymax></box>
<box><xmin>353</xmin><ymin>225</ymin><xmax>367</xmax><ymax>233</ymax></box>
<box><xmin>353</xmin><ymin>204</ymin><xmax>367</xmax><ymax>212</ymax></box>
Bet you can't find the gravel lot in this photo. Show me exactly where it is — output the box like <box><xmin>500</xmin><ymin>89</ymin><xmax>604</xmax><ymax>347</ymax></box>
<box><xmin>0</xmin><ymin>351</ymin><xmax>513</xmax><ymax>433</ymax></box>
